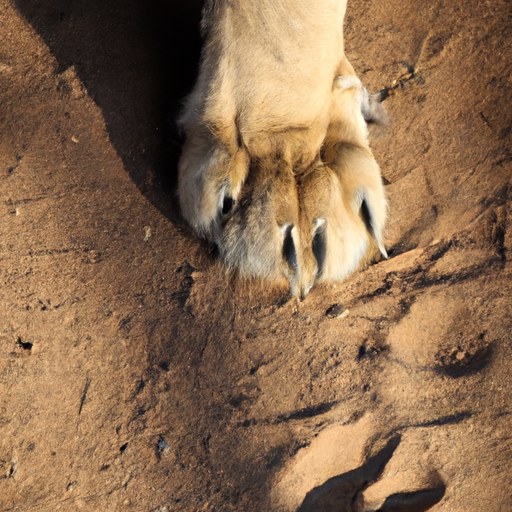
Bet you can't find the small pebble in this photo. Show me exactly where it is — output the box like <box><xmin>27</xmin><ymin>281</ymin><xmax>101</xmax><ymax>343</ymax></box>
<box><xmin>326</xmin><ymin>304</ymin><xmax>349</xmax><ymax>318</ymax></box>
<box><xmin>158</xmin><ymin>436</ymin><xmax>170</xmax><ymax>452</ymax></box>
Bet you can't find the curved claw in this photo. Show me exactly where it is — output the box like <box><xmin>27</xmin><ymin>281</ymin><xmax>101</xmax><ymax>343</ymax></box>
<box><xmin>214</xmin><ymin>155</ymin><xmax>305</xmax><ymax>295</ymax></box>
<box><xmin>298</xmin><ymin>163</ymin><xmax>379</xmax><ymax>289</ymax></box>
<box><xmin>178</xmin><ymin>127</ymin><xmax>250</xmax><ymax>238</ymax></box>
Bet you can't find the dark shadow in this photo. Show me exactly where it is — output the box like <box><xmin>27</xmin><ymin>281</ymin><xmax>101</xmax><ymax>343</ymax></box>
<box><xmin>374</xmin><ymin>487</ymin><xmax>445</xmax><ymax>512</ymax></box>
<box><xmin>297</xmin><ymin>435</ymin><xmax>401</xmax><ymax>512</ymax></box>
<box><xmin>296</xmin><ymin>434</ymin><xmax>446</xmax><ymax>512</ymax></box>
<box><xmin>434</xmin><ymin>341</ymin><xmax>494</xmax><ymax>379</ymax></box>
<box><xmin>13</xmin><ymin>0</ymin><xmax>204</xmax><ymax>222</ymax></box>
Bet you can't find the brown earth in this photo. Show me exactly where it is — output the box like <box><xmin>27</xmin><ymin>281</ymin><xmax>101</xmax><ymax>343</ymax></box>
<box><xmin>1</xmin><ymin>0</ymin><xmax>511</xmax><ymax>511</ymax></box>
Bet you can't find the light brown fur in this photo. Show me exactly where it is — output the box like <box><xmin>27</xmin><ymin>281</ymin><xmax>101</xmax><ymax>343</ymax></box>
<box><xmin>178</xmin><ymin>0</ymin><xmax>388</xmax><ymax>297</ymax></box>
<box><xmin>294</xmin><ymin>68</ymin><xmax>388</xmax><ymax>297</ymax></box>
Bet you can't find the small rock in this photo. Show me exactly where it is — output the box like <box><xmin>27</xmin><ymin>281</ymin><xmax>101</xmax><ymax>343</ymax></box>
<box><xmin>456</xmin><ymin>351</ymin><xmax>467</xmax><ymax>361</ymax></box>
<box><xmin>158</xmin><ymin>436</ymin><xmax>170</xmax><ymax>452</ymax></box>
<box><xmin>326</xmin><ymin>304</ymin><xmax>349</xmax><ymax>318</ymax></box>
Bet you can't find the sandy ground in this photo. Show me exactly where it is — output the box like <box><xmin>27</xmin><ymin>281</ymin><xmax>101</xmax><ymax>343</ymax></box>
<box><xmin>0</xmin><ymin>0</ymin><xmax>511</xmax><ymax>510</ymax></box>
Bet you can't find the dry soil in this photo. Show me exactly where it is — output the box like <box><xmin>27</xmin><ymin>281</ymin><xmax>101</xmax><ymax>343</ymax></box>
<box><xmin>0</xmin><ymin>0</ymin><xmax>511</xmax><ymax>511</ymax></box>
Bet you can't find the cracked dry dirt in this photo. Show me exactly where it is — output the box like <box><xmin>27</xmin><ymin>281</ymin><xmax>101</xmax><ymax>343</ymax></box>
<box><xmin>1</xmin><ymin>0</ymin><xmax>511</xmax><ymax>511</ymax></box>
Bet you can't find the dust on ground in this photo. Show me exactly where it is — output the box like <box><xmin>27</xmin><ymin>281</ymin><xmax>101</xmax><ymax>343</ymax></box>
<box><xmin>0</xmin><ymin>0</ymin><xmax>511</xmax><ymax>510</ymax></box>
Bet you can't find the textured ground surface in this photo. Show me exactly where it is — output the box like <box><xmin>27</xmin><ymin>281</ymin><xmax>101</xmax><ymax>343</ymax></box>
<box><xmin>0</xmin><ymin>0</ymin><xmax>511</xmax><ymax>510</ymax></box>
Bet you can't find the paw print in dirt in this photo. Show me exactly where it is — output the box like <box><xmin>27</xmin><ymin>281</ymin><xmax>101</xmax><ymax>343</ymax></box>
<box><xmin>272</xmin><ymin>415</ymin><xmax>445</xmax><ymax>512</ymax></box>
<box><xmin>297</xmin><ymin>437</ymin><xmax>445</xmax><ymax>512</ymax></box>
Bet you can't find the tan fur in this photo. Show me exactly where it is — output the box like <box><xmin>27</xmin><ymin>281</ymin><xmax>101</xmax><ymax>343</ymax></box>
<box><xmin>178</xmin><ymin>0</ymin><xmax>388</xmax><ymax>297</ymax></box>
<box><xmin>328</xmin><ymin>70</ymin><xmax>388</xmax><ymax>260</ymax></box>
<box><xmin>179</xmin><ymin>0</ymin><xmax>348</xmax><ymax>232</ymax></box>
<box><xmin>295</xmin><ymin>69</ymin><xmax>388</xmax><ymax>297</ymax></box>
<box><xmin>216</xmin><ymin>153</ymin><xmax>303</xmax><ymax>294</ymax></box>
<box><xmin>298</xmin><ymin>149</ymin><xmax>387</xmax><ymax>297</ymax></box>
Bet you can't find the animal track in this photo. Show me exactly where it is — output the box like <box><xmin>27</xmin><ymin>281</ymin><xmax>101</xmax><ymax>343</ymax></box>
<box><xmin>293</xmin><ymin>437</ymin><xmax>446</xmax><ymax>512</ymax></box>
<box><xmin>272</xmin><ymin>415</ymin><xmax>447</xmax><ymax>512</ymax></box>
<box><xmin>295</xmin><ymin>435</ymin><xmax>401</xmax><ymax>512</ymax></box>
<box><xmin>434</xmin><ymin>333</ymin><xmax>493</xmax><ymax>378</ymax></box>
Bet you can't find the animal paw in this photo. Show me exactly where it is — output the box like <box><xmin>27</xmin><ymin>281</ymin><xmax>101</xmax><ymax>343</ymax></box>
<box><xmin>297</xmin><ymin>154</ymin><xmax>386</xmax><ymax>297</ymax></box>
<box><xmin>178</xmin><ymin>127</ymin><xmax>250</xmax><ymax>238</ymax></box>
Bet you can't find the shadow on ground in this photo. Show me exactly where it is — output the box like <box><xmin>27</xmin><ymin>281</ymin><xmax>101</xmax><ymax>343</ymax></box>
<box><xmin>13</xmin><ymin>0</ymin><xmax>203</xmax><ymax>220</ymax></box>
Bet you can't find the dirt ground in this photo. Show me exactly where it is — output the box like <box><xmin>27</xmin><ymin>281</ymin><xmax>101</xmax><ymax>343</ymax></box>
<box><xmin>1</xmin><ymin>0</ymin><xmax>511</xmax><ymax>510</ymax></box>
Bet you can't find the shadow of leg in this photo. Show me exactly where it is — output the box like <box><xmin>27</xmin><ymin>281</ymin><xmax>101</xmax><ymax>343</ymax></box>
<box><xmin>372</xmin><ymin>487</ymin><xmax>445</xmax><ymax>512</ymax></box>
<box><xmin>12</xmin><ymin>0</ymin><xmax>203</xmax><ymax>220</ymax></box>
<box><xmin>297</xmin><ymin>436</ymin><xmax>401</xmax><ymax>512</ymax></box>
